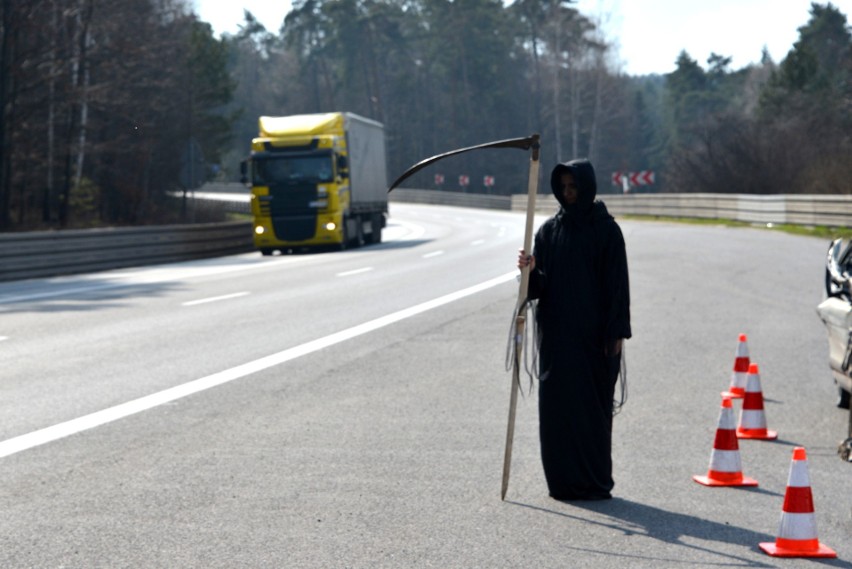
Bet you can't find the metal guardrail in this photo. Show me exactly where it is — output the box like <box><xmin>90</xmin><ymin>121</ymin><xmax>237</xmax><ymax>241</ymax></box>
<box><xmin>203</xmin><ymin>184</ymin><xmax>852</xmax><ymax>227</ymax></box>
<box><xmin>389</xmin><ymin>188</ymin><xmax>513</xmax><ymax>210</ymax></box>
<box><xmin>508</xmin><ymin>192</ymin><xmax>852</xmax><ymax>226</ymax></box>
<box><xmin>0</xmin><ymin>221</ymin><xmax>253</xmax><ymax>282</ymax></box>
<box><xmin>2</xmin><ymin>184</ymin><xmax>849</xmax><ymax>283</ymax></box>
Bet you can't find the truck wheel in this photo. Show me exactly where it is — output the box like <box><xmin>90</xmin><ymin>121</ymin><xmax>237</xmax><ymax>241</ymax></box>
<box><xmin>374</xmin><ymin>219</ymin><xmax>382</xmax><ymax>244</ymax></box>
<box><xmin>369</xmin><ymin>215</ymin><xmax>382</xmax><ymax>244</ymax></box>
<box><xmin>839</xmin><ymin>387</ymin><xmax>851</xmax><ymax>409</ymax></box>
<box><xmin>338</xmin><ymin>224</ymin><xmax>348</xmax><ymax>251</ymax></box>
<box><xmin>354</xmin><ymin>220</ymin><xmax>365</xmax><ymax>248</ymax></box>
<box><xmin>260</xmin><ymin>248</ymin><xmax>274</xmax><ymax>256</ymax></box>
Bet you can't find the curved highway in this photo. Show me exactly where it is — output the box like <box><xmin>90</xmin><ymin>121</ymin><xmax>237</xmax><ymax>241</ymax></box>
<box><xmin>0</xmin><ymin>203</ymin><xmax>848</xmax><ymax>567</ymax></box>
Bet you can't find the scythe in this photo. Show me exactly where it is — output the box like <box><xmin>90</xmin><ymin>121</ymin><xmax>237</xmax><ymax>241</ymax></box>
<box><xmin>388</xmin><ymin>134</ymin><xmax>541</xmax><ymax>500</ymax></box>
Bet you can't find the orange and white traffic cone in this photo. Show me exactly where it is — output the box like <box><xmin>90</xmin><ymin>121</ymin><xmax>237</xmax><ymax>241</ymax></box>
<box><xmin>736</xmin><ymin>363</ymin><xmax>777</xmax><ymax>440</ymax></box>
<box><xmin>722</xmin><ymin>333</ymin><xmax>750</xmax><ymax>399</ymax></box>
<box><xmin>693</xmin><ymin>396</ymin><xmax>758</xmax><ymax>487</ymax></box>
<box><xmin>759</xmin><ymin>447</ymin><xmax>836</xmax><ymax>558</ymax></box>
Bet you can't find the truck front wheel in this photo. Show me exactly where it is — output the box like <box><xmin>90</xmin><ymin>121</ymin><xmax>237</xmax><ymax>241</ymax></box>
<box><xmin>338</xmin><ymin>223</ymin><xmax>349</xmax><ymax>251</ymax></box>
<box><xmin>354</xmin><ymin>219</ymin><xmax>365</xmax><ymax>248</ymax></box>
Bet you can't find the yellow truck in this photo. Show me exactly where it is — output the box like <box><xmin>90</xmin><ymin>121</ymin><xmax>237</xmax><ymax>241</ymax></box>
<box><xmin>242</xmin><ymin>112</ymin><xmax>388</xmax><ymax>254</ymax></box>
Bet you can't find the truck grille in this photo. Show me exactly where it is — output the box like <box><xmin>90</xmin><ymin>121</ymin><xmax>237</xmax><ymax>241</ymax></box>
<box><xmin>266</xmin><ymin>181</ymin><xmax>318</xmax><ymax>241</ymax></box>
<box><xmin>272</xmin><ymin>214</ymin><xmax>317</xmax><ymax>241</ymax></box>
<box><xmin>268</xmin><ymin>181</ymin><xmax>317</xmax><ymax>215</ymax></box>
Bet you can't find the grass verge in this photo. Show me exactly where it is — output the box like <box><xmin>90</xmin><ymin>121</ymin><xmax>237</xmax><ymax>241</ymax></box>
<box><xmin>621</xmin><ymin>214</ymin><xmax>852</xmax><ymax>241</ymax></box>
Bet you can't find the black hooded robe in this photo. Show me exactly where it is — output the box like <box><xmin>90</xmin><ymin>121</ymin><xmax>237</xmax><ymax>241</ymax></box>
<box><xmin>527</xmin><ymin>159</ymin><xmax>631</xmax><ymax>501</ymax></box>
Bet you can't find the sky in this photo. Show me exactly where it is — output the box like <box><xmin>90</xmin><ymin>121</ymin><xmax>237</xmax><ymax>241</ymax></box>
<box><xmin>193</xmin><ymin>0</ymin><xmax>852</xmax><ymax>76</ymax></box>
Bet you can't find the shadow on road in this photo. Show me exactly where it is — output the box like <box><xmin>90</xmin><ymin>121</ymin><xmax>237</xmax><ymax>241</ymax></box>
<box><xmin>507</xmin><ymin>497</ymin><xmax>850</xmax><ymax>567</ymax></box>
<box><xmin>245</xmin><ymin>238</ymin><xmax>434</xmax><ymax>255</ymax></box>
<box><xmin>363</xmin><ymin>238</ymin><xmax>434</xmax><ymax>252</ymax></box>
<box><xmin>0</xmin><ymin>281</ymin><xmax>185</xmax><ymax>314</ymax></box>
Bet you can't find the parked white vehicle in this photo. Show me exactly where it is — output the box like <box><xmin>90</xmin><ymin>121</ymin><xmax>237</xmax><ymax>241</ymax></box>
<box><xmin>816</xmin><ymin>238</ymin><xmax>852</xmax><ymax>409</ymax></box>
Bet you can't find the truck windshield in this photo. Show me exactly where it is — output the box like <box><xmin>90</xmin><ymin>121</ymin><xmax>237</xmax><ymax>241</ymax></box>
<box><xmin>253</xmin><ymin>156</ymin><xmax>334</xmax><ymax>185</ymax></box>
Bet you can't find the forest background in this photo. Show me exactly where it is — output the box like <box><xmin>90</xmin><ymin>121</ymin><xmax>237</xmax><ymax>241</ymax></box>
<box><xmin>0</xmin><ymin>0</ymin><xmax>849</xmax><ymax>231</ymax></box>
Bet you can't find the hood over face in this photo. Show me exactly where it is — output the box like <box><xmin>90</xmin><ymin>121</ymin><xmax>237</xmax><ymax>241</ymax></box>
<box><xmin>550</xmin><ymin>158</ymin><xmax>597</xmax><ymax>214</ymax></box>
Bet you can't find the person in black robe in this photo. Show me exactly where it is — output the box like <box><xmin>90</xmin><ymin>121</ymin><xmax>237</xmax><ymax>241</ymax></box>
<box><xmin>517</xmin><ymin>158</ymin><xmax>631</xmax><ymax>501</ymax></box>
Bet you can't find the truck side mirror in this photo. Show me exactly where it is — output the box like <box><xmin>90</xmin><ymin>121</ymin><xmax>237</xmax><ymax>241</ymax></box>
<box><xmin>336</xmin><ymin>155</ymin><xmax>349</xmax><ymax>180</ymax></box>
<box><xmin>239</xmin><ymin>160</ymin><xmax>248</xmax><ymax>185</ymax></box>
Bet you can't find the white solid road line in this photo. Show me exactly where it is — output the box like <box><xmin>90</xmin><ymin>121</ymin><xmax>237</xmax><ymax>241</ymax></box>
<box><xmin>182</xmin><ymin>292</ymin><xmax>250</xmax><ymax>306</ymax></box>
<box><xmin>0</xmin><ymin>271</ymin><xmax>518</xmax><ymax>459</ymax></box>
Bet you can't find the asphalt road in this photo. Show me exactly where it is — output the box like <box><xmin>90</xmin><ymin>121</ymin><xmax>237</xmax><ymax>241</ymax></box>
<box><xmin>0</xmin><ymin>203</ymin><xmax>849</xmax><ymax>568</ymax></box>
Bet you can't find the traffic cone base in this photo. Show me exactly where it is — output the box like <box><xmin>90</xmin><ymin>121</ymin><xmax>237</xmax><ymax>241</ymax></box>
<box><xmin>759</xmin><ymin>539</ymin><xmax>837</xmax><ymax>558</ymax></box>
<box><xmin>721</xmin><ymin>387</ymin><xmax>744</xmax><ymax>398</ymax></box>
<box><xmin>692</xmin><ymin>472</ymin><xmax>758</xmax><ymax>487</ymax></box>
<box><xmin>736</xmin><ymin>427</ymin><xmax>777</xmax><ymax>440</ymax></box>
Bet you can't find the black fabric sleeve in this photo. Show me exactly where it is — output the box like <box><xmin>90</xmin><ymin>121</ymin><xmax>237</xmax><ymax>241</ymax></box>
<box><xmin>604</xmin><ymin>222</ymin><xmax>631</xmax><ymax>340</ymax></box>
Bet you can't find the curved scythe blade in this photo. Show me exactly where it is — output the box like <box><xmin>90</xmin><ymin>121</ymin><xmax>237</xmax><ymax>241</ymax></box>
<box><xmin>387</xmin><ymin>135</ymin><xmax>538</xmax><ymax>192</ymax></box>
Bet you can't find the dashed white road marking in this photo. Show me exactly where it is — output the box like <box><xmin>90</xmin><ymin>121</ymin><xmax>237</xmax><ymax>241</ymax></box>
<box><xmin>422</xmin><ymin>251</ymin><xmax>444</xmax><ymax>259</ymax></box>
<box><xmin>182</xmin><ymin>292</ymin><xmax>250</xmax><ymax>307</ymax></box>
<box><xmin>471</xmin><ymin>239</ymin><xmax>486</xmax><ymax>246</ymax></box>
<box><xmin>336</xmin><ymin>267</ymin><xmax>374</xmax><ymax>277</ymax></box>
<box><xmin>0</xmin><ymin>221</ymin><xmax>425</xmax><ymax>306</ymax></box>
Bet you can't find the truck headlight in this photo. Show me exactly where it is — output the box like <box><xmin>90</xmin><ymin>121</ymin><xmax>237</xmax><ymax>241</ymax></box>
<box><xmin>255</xmin><ymin>226</ymin><xmax>265</xmax><ymax>235</ymax></box>
<box><xmin>325</xmin><ymin>222</ymin><xmax>336</xmax><ymax>231</ymax></box>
